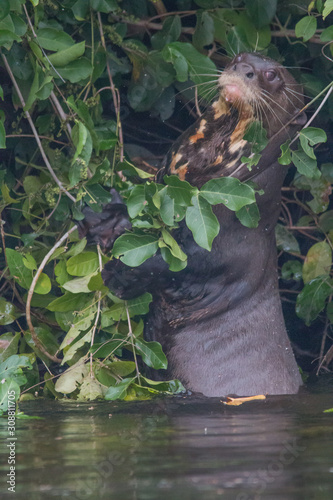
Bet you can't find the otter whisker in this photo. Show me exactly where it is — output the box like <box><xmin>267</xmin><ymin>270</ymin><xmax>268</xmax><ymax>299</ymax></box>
<box><xmin>284</xmin><ymin>86</ymin><xmax>308</xmax><ymax>102</ymax></box>
<box><xmin>282</xmin><ymin>90</ymin><xmax>302</xmax><ymax>110</ymax></box>
<box><xmin>260</xmin><ymin>88</ymin><xmax>295</xmax><ymax>117</ymax></box>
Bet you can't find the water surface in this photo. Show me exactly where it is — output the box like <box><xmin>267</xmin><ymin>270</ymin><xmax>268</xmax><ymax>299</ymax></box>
<box><xmin>1</xmin><ymin>379</ymin><xmax>333</xmax><ymax>499</ymax></box>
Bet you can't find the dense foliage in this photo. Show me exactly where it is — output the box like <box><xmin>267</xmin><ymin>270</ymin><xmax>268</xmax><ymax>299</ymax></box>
<box><xmin>0</xmin><ymin>0</ymin><xmax>333</xmax><ymax>409</ymax></box>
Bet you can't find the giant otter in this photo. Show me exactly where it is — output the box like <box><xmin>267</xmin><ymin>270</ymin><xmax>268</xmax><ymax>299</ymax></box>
<box><xmin>80</xmin><ymin>53</ymin><xmax>306</xmax><ymax>396</ymax></box>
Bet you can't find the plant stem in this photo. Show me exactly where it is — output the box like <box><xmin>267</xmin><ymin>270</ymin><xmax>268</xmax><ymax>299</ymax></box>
<box><xmin>26</xmin><ymin>225</ymin><xmax>78</xmax><ymax>363</ymax></box>
<box><xmin>1</xmin><ymin>52</ymin><xmax>76</xmax><ymax>203</ymax></box>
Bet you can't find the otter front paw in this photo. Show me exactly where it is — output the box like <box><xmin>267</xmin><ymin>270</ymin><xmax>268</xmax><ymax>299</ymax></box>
<box><xmin>77</xmin><ymin>189</ymin><xmax>131</xmax><ymax>251</ymax></box>
<box><xmin>102</xmin><ymin>259</ymin><xmax>145</xmax><ymax>299</ymax></box>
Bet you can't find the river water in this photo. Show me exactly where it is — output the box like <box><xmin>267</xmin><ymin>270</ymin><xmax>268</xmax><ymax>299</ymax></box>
<box><xmin>1</xmin><ymin>377</ymin><xmax>333</xmax><ymax>499</ymax></box>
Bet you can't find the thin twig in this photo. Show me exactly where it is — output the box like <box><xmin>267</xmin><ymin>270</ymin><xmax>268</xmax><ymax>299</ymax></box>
<box><xmin>316</xmin><ymin>311</ymin><xmax>331</xmax><ymax>375</ymax></box>
<box><xmin>26</xmin><ymin>225</ymin><xmax>78</xmax><ymax>363</ymax></box>
<box><xmin>0</xmin><ymin>212</ymin><xmax>8</xmax><ymax>269</ymax></box>
<box><xmin>6</xmin><ymin>134</ymin><xmax>68</xmax><ymax>146</ymax></box>
<box><xmin>125</xmin><ymin>302</ymin><xmax>141</xmax><ymax>383</ymax></box>
<box><xmin>96</xmin><ymin>12</ymin><xmax>124</xmax><ymax>162</ymax></box>
<box><xmin>50</xmin><ymin>91</ymin><xmax>72</xmax><ymax>137</ymax></box>
<box><xmin>1</xmin><ymin>52</ymin><xmax>76</xmax><ymax>202</ymax></box>
<box><xmin>150</xmin><ymin>0</ymin><xmax>167</xmax><ymax>15</ymax></box>
<box><xmin>89</xmin><ymin>245</ymin><xmax>103</xmax><ymax>376</ymax></box>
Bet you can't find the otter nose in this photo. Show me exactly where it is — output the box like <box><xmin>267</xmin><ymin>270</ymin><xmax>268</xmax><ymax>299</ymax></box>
<box><xmin>233</xmin><ymin>63</ymin><xmax>255</xmax><ymax>79</ymax></box>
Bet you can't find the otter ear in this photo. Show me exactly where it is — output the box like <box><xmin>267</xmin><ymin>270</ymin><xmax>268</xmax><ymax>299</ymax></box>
<box><xmin>291</xmin><ymin>110</ymin><xmax>307</xmax><ymax>126</ymax></box>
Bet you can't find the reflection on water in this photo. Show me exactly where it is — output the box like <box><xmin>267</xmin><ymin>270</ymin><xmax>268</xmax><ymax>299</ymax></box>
<box><xmin>1</xmin><ymin>379</ymin><xmax>333</xmax><ymax>500</ymax></box>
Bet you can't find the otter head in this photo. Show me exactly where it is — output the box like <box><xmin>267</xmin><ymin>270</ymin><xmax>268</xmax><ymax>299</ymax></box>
<box><xmin>217</xmin><ymin>52</ymin><xmax>306</xmax><ymax>138</ymax></box>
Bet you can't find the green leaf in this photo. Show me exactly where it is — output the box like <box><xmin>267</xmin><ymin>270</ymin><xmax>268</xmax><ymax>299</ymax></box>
<box><xmin>295</xmin><ymin>15</ymin><xmax>317</xmax><ymax>42</ymax></box>
<box><xmin>0</xmin><ymin>30</ymin><xmax>20</xmax><ymax>49</ymax></box>
<box><xmin>127</xmin><ymin>185</ymin><xmax>146</xmax><ymax>218</ymax></box>
<box><xmin>59</xmin><ymin>310</ymin><xmax>95</xmax><ymax>350</ymax></box>
<box><xmin>55</xmin><ymin>360</ymin><xmax>88</xmax><ymax>394</ymax></box>
<box><xmin>193</xmin><ymin>11</ymin><xmax>214</xmax><ymax>50</ymax></box>
<box><xmin>72</xmin><ymin>121</ymin><xmax>88</xmax><ymax>159</ymax></box>
<box><xmin>0</xmin><ymin>299</ymin><xmax>20</xmax><ymax>325</ymax></box>
<box><xmin>47</xmin><ymin>41</ymin><xmax>85</xmax><ymax>67</ymax></box>
<box><xmin>279</xmin><ymin>141</ymin><xmax>292</xmax><ymax>165</ymax></box>
<box><xmin>235</xmin><ymin>203</ymin><xmax>260</xmax><ymax>228</ymax></box>
<box><xmin>23</xmin><ymin>175</ymin><xmax>43</xmax><ymax>195</ymax></box>
<box><xmin>296</xmin><ymin>276</ymin><xmax>333</xmax><ymax>325</ymax></box>
<box><xmin>0</xmin><ymin>379</ymin><xmax>20</xmax><ymax>412</ymax></box>
<box><xmin>104</xmin><ymin>292</ymin><xmax>152</xmax><ymax>321</ymax></box>
<box><xmin>36</xmin><ymin>28</ymin><xmax>74</xmax><ymax>51</ymax></box>
<box><xmin>84</xmin><ymin>184</ymin><xmax>112</xmax><ymax>208</ymax></box>
<box><xmin>281</xmin><ymin>261</ymin><xmax>302</xmax><ymax>281</ymax></box>
<box><xmin>23</xmin><ymin>253</ymin><xmax>37</xmax><ymax>271</ymax></box>
<box><xmin>0</xmin><ymin>332</ymin><xmax>20</xmax><ymax>363</ymax></box>
<box><xmin>35</xmin><ymin>79</ymin><xmax>53</xmax><ymax>100</ymax></box>
<box><xmin>67</xmin><ymin>252</ymin><xmax>99</xmax><ymax>276</ymax></box>
<box><xmin>243</xmin><ymin>120</ymin><xmax>268</xmax><ymax>153</ymax></box>
<box><xmin>141</xmin><ymin>376</ymin><xmax>185</xmax><ymax>394</ymax></box>
<box><xmin>90</xmin><ymin>0</ymin><xmax>118</xmax><ymax>13</ymax></box>
<box><xmin>320</xmin><ymin>25</ymin><xmax>333</xmax><ymax>42</ymax></box>
<box><xmin>47</xmin><ymin>292</ymin><xmax>89</xmax><ymax>312</ymax></box>
<box><xmin>0</xmin><ymin>354</ymin><xmax>33</xmax><ymax>380</ymax></box>
<box><xmin>88</xmin><ymin>272</ymin><xmax>108</xmax><ymax>292</ymax></box>
<box><xmin>70</xmin><ymin>122</ymin><xmax>92</xmax><ymax>182</ymax></box>
<box><xmin>161</xmin><ymin>228</ymin><xmax>187</xmax><ymax>261</ymax></box>
<box><xmin>151</xmin><ymin>15</ymin><xmax>181</xmax><ymax>50</ymax></box>
<box><xmin>62</xmin><ymin>274</ymin><xmax>96</xmax><ymax>294</ymax></box>
<box><xmin>108</xmin><ymin>361</ymin><xmax>136</xmax><ymax>377</ymax></box>
<box><xmin>112</xmin><ymin>233</ymin><xmax>159</xmax><ymax>267</ymax></box>
<box><xmin>200</xmin><ymin>177</ymin><xmax>256</xmax><ymax>211</ymax></box>
<box><xmin>160</xmin><ymin>246</ymin><xmax>187</xmax><ymax>272</ymax></box>
<box><xmin>54</xmin><ymin>260</ymin><xmax>70</xmax><ymax>286</ymax></box>
<box><xmin>25</xmin><ymin>327</ymin><xmax>59</xmax><ymax>361</ymax></box>
<box><xmin>116</xmin><ymin>160</ymin><xmax>154</xmax><ymax>179</ymax></box>
<box><xmin>0</xmin><ymin>1</ymin><xmax>10</xmax><ymax>22</ymax></box>
<box><xmin>0</xmin><ymin>14</ymin><xmax>14</xmax><ymax>33</ymax></box>
<box><xmin>24</xmin><ymin>63</ymin><xmax>40</xmax><ymax>111</ymax></box>
<box><xmin>51</xmin><ymin>58</ymin><xmax>92</xmax><ymax>83</ymax></box>
<box><xmin>323</xmin><ymin>0</ymin><xmax>333</xmax><ymax>19</ymax></box>
<box><xmin>245</xmin><ymin>0</ymin><xmax>277</xmax><ymax>28</ymax></box>
<box><xmin>0</xmin><ymin>120</ymin><xmax>5</xmax><ymax>149</ymax></box>
<box><xmin>292</xmin><ymin>149</ymin><xmax>321</xmax><ymax>179</ymax></box>
<box><xmin>162</xmin><ymin>42</ymin><xmax>217</xmax><ymax>98</ymax></box>
<box><xmin>164</xmin><ymin>175</ymin><xmax>196</xmax><ymax>206</ymax></box>
<box><xmin>135</xmin><ymin>339</ymin><xmax>168</xmax><ymax>370</ymax></box>
<box><xmin>162</xmin><ymin>44</ymin><xmax>188</xmax><ymax>82</ymax></box>
<box><xmin>185</xmin><ymin>194</ymin><xmax>219</xmax><ymax>251</ymax></box>
<box><xmin>159</xmin><ymin>189</ymin><xmax>184</xmax><ymax>225</ymax></box>
<box><xmin>105</xmin><ymin>377</ymin><xmax>135</xmax><ymax>400</ymax></box>
<box><xmin>275</xmin><ymin>224</ymin><xmax>300</xmax><ymax>253</ymax></box>
<box><xmin>34</xmin><ymin>273</ymin><xmax>52</xmax><ymax>295</ymax></box>
<box><xmin>303</xmin><ymin>241</ymin><xmax>332</xmax><ymax>283</ymax></box>
<box><xmin>72</xmin><ymin>0</ymin><xmax>89</xmax><ymax>20</ymax></box>
<box><xmin>6</xmin><ymin>248</ymin><xmax>32</xmax><ymax>289</ymax></box>
<box><xmin>62</xmin><ymin>330</ymin><xmax>92</xmax><ymax>364</ymax></box>
<box><xmin>299</xmin><ymin>127</ymin><xmax>327</xmax><ymax>159</ymax></box>
<box><xmin>11</xmin><ymin>13</ymin><xmax>27</xmax><ymax>37</ymax></box>
<box><xmin>90</xmin><ymin>339</ymin><xmax>127</xmax><ymax>358</ymax></box>
<box><xmin>293</xmin><ymin>174</ymin><xmax>331</xmax><ymax>214</ymax></box>
<box><xmin>77</xmin><ymin>376</ymin><xmax>105</xmax><ymax>400</ymax></box>
<box><xmin>66</xmin><ymin>237</ymin><xmax>87</xmax><ymax>258</ymax></box>
<box><xmin>1</xmin><ymin>184</ymin><xmax>20</xmax><ymax>204</ymax></box>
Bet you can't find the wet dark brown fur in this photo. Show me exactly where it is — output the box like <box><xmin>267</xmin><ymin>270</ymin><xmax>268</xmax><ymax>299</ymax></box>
<box><xmin>80</xmin><ymin>53</ymin><xmax>306</xmax><ymax>397</ymax></box>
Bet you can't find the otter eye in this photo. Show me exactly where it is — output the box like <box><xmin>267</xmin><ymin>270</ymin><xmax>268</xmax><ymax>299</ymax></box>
<box><xmin>246</xmin><ymin>72</ymin><xmax>254</xmax><ymax>79</ymax></box>
<box><xmin>264</xmin><ymin>70</ymin><xmax>276</xmax><ymax>81</ymax></box>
